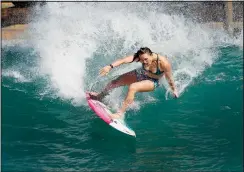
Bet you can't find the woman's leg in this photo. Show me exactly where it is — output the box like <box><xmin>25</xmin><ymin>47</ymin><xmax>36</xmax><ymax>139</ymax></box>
<box><xmin>120</xmin><ymin>80</ymin><xmax>155</xmax><ymax>112</ymax></box>
<box><xmin>90</xmin><ymin>70</ymin><xmax>137</xmax><ymax>99</ymax></box>
<box><xmin>110</xmin><ymin>80</ymin><xmax>155</xmax><ymax>119</ymax></box>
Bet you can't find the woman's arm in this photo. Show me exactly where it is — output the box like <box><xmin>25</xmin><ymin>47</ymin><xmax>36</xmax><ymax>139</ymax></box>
<box><xmin>163</xmin><ymin>62</ymin><xmax>178</xmax><ymax>96</ymax></box>
<box><xmin>164</xmin><ymin>67</ymin><xmax>176</xmax><ymax>92</ymax></box>
<box><xmin>110</xmin><ymin>55</ymin><xmax>134</xmax><ymax>68</ymax></box>
<box><xmin>160</xmin><ymin>58</ymin><xmax>179</xmax><ymax>98</ymax></box>
<box><xmin>99</xmin><ymin>55</ymin><xmax>134</xmax><ymax>76</ymax></box>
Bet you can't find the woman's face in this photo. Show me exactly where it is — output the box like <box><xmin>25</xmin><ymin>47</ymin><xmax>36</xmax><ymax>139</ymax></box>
<box><xmin>139</xmin><ymin>53</ymin><xmax>152</xmax><ymax>66</ymax></box>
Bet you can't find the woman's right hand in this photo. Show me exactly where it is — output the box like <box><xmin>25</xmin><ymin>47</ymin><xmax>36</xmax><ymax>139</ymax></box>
<box><xmin>99</xmin><ymin>65</ymin><xmax>112</xmax><ymax>76</ymax></box>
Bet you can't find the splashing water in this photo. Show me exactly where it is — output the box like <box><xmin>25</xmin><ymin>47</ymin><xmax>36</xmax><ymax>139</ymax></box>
<box><xmin>2</xmin><ymin>2</ymin><xmax>243</xmax><ymax>107</ymax></box>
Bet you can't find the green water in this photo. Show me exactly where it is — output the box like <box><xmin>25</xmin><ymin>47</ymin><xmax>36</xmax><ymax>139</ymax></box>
<box><xmin>2</xmin><ymin>46</ymin><xmax>243</xmax><ymax>171</ymax></box>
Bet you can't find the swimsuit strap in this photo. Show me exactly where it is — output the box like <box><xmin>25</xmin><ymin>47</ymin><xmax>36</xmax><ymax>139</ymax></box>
<box><xmin>156</xmin><ymin>53</ymin><xmax>162</xmax><ymax>75</ymax></box>
<box><xmin>157</xmin><ymin>54</ymin><xmax>159</xmax><ymax>71</ymax></box>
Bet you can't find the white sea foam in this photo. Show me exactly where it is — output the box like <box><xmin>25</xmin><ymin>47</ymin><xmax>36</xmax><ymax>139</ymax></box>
<box><xmin>2</xmin><ymin>2</ymin><xmax>242</xmax><ymax>107</ymax></box>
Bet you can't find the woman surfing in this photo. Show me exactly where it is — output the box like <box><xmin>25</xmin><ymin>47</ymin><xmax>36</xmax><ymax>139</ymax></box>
<box><xmin>89</xmin><ymin>47</ymin><xmax>178</xmax><ymax>119</ymax></box>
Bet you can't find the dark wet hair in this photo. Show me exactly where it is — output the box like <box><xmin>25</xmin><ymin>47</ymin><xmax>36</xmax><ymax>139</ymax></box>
<box><xmin>132</xmin><ymin>47</ymin><xmax>153</xmax><ymax>62</ymax></box>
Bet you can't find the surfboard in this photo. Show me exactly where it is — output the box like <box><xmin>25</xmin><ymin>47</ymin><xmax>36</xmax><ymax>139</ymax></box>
<box><xmin>86</xmin><ymin>92</ymin><xmax>136</xmax><ymax>137</ymax></box>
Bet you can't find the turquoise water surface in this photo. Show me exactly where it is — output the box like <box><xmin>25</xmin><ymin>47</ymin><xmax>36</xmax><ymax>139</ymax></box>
<box><xmin>2</xmin><ymin>2</ymin><xmax>243</xmax><ymax>172</ymax></box>
<box><xmin>2</xmin><ymin>45</ymin><xmax>243</xmax><ymax>171</ymax></box>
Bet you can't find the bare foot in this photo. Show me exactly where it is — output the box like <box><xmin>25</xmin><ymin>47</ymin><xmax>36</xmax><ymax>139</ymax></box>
<box><xmin>88</xmin><ymin>92</ymin><xmax>101</xmax><ymax>100</ymax></box>
<box><xmin>89</xmin><ymin>91</ymin><xmax>109</xmax><ymax>101</ymax></box>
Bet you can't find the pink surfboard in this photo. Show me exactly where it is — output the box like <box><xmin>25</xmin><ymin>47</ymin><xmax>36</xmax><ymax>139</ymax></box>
<box><xmin>86</xmin><ymin>92</ymin><xmax>136</xmax><ymax>137</ymax></box>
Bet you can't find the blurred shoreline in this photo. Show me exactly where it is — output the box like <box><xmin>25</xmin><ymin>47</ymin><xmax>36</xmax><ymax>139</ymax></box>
<box><xmin>1</xmin><ymin>2</ymin><xmax>243</xmax><ymax>40</ymax></box>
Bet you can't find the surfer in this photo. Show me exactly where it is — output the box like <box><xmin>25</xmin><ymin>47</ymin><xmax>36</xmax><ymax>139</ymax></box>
<box><xmin>89</xmin><ymin>47</ymin><xmax>178</xmax><ymax>119</ymax></box>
